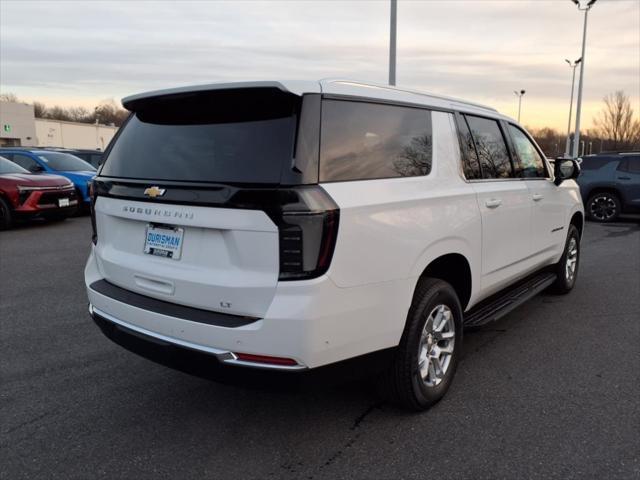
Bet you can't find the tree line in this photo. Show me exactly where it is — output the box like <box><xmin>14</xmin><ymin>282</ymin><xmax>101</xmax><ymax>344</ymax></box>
<box><xmin>0</xmin><ymin>92</ymin><xmax>129</xmax><ymax>127</ymax></box>
<box><xmin>528</xmin><ymin>91</ymin><xmax>640</xmax><ymax>157</ymax></box>
<box><xmin>1</xmin><ymin>89</ymin><xmax>638</xmax><ymax>155</ymax></box>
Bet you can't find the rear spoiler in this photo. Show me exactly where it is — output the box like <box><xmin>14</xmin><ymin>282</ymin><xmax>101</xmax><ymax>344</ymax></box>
<box><xmin>122</xmin><ymin>81</ymin><xmax>321</xmax><ymax>111</ymax></box>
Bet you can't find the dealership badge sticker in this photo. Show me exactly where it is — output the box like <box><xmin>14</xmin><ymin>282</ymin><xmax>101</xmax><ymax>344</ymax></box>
<box><xmin>144</xmin><ymin>186</ymin><xmax>166</xmax><ymax>198</ymax></box>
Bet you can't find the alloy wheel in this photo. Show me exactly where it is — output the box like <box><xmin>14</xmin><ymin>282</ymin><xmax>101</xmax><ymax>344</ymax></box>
<box><xmin>565</xmin><ymin>237</ymin><xmax>578</xmax><ymax>283</ymax></box>
<box><xmin>589</xmin><ymin>195</ymin><xmax>617</xmax><ymax>221</ymax></box>
<box><xmin>417</xmin><ymin>304</ymin><xmax>455</xmax><ymax>387</ymax></box>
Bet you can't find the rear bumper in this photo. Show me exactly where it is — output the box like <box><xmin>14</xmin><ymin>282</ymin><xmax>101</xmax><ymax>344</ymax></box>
<box><xmin>85</xmin><ymin>246</ymin><xmax>411</xmax><ymax>370</ymax></box>
<box><xmin>91</xmin><ymin>304</ymin><xmax>394</xmax><ymax>386</ymax></box>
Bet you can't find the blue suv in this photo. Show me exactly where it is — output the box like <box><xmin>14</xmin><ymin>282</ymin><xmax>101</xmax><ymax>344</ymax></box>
<box><xmin>0</xmin><ymin>149</ymin><xmax>96</xmax><ymax>207</ymax></box>
<box><xmin>577</xmin><ymin>152</ymin><xmax>640</xmax><ymax>222</ymax></box>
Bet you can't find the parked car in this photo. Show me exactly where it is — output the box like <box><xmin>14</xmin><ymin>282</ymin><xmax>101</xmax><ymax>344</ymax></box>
<box><xmin>85</xmin><ymin>80</ymin><xmax>583</xmax><ymax>410</ymax></box>
<box><xmin>577</xmin><ymin>152</ymin><xmax>640</xmax><ymax>222</ymax></box>
<box><xmin>0</xmin><ymin>148</ymin><xmax>96</xmax><ymax>208</ymax></box>
<box><xmin>0</xmin><ymin>156</ymin><xmax>77</xmax><ymax>229</ymax></box>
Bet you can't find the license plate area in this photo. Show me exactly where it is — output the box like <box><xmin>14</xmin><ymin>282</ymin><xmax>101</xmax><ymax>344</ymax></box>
<box><xmin>144</xmin><ymin>224</ymin><xmax>184</xmax><ymax>260</ymax></box>
<box><xmin>58</xmin><ymin>198</ymin><xmax>70</xmax><ymax>207</ymax></box>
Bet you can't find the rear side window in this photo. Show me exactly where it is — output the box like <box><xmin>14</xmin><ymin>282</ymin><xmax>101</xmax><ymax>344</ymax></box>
<box><xmin>507</xmin><ymin>124</ymin><xmax>547</xmax><ymax>178</ymax></box>
<box><xmin>101</xmin><ymin>88</ymin><xmax>300</xmax><ymax>184</ymax></box>
<box><xmin>464</xmin><ymin>115</ymin><xmax>513</xmax><ymax>179</ymax></box>
<box><xmin>580</xmin><ymin>156</ymin><xmax>616</xmax><ymax>170</ymax></box>
<box><xmin>455</xmin><ymin>115</ymin><xmax>481</xmax><ymax>179</ymax></box>
<box><xmin>320</xmin><ymin>100</ymin><xmax>432</xmax><ymax>182</ymax></box>
<box><xmin>618</xmin><ymin>155</ymin><xmax>640</xmax><ymax>173</ymax></box>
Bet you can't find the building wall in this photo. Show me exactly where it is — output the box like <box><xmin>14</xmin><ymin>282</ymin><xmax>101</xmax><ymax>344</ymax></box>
<box><xmin>0</xmin><ymin>101</ymin><xmax>37</xmax><ymax>146</ymax></box>
<box><xmin>35</xmin><ymin>119</ymin><xmax>118</xmax><ymax>150</ymax></box>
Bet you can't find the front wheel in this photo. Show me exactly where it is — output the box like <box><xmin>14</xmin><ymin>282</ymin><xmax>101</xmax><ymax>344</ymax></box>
<box><xmin>549</xmin><ymin>224</ymin><xmax>580</xmax><ymax>294</ymax></box>
<box><xmin>381</xmin><ymin>278</ymin><xmax>463</xmax><ymax>411</ymax></box>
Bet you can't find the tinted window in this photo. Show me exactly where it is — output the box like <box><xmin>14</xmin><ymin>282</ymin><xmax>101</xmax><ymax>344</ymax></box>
<box><xmin>618</xmin><ymin>155</ymin><xmax>640</xmax><ymax>173</ymax></box>
<box><xmin>508</xmin><ymin>124</ymin><xmax>547</xmax><ymax>178</ymax></box>
<box><xmin>0</xmin><ymin>156</ymin><xmax>29</xmax><ymax>174</ymax></box>
<box><xmin>37</xmin><ymin>152</ymin><xmax>96</xmax><ymax>172</ymax></box>
<box><xmin>580</xmin><ymin>156</ymin><xmax>616</xmax><ymax>170</ymax></box>
<box><xmin>101</xmin><ymin>89</ymin><xmax>299</xmax><ymax>184</ymax></box>
<box><xmin>465</xmin><ymin>115</ymin><xmax>512</xmax><ymax>179</ymax></box>
<box><xmin>320</xmin><ymin>100</ymin><xmax>432</xmax><ymax>182</ymax></box>
<box><xmin>10</xmin><ymin>154</ymin><xmax>40</xmax><ymax>171</ymax></box>
<box><xmin>456</xmin><ymin>115</ymin><xmax>481</xmax><ymax>179</ymax></box>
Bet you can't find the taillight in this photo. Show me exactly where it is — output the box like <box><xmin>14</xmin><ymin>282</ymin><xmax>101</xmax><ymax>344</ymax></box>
<box><xmin>89</xmin><ymin>180</ymin><xmax>97</xmax><ymax>245</ymax></box>
<box><xmin>276</xmin><ymin>186</ymin><xmax>339</xmax><ymax>281</ymax></box>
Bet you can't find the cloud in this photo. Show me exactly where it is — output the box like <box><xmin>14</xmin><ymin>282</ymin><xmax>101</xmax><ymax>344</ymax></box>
<box><xmin>1</xmin><ymin>0</ymin><xmax>638</xmax><ymax>129</ymax></box>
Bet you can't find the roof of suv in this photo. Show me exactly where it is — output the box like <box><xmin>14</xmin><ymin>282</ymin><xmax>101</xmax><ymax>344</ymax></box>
<box><xmin>122</xmin><ymin>79</ymin><xmax>509</xmax><ymax>121</ymax></box>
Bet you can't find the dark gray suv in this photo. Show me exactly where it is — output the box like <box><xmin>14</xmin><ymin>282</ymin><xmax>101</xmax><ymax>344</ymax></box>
<box><xmin>577</xmin><ymin>152</ymin><xmax>640</xmax><ymax>222</ymax></box>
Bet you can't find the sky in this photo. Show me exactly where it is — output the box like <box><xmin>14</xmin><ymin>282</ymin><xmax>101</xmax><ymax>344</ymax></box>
<box><xmin>1</xmin><ymin>0</ymin><xmax>639</xmax><ymax>130</ymax></box>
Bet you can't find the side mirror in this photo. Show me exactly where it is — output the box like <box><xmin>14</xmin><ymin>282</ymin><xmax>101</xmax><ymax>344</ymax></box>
<box><xmin>553</xmin><ymin>157</ymin><xmax>580</xmax><ymax>186</ymax></box>
<box><xmin>29</xmin><ymin>164</ymin><xmax>45</xmax><ymax>173</ymax></box>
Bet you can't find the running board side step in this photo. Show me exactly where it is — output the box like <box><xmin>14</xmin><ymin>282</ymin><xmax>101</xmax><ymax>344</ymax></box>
<box><xmin>463</xmin><ymin>272</ymin><xmax>557</xmax><ymax>328</ymax></box>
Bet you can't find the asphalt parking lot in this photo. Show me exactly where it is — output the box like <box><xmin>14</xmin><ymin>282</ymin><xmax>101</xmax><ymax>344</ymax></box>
<box><xmin>1</xmin><ymin>216</ymin><xmax>639</xmax><ymax>479</ymax></box>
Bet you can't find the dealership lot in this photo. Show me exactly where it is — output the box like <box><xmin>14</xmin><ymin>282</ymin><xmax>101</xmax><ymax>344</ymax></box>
<box><xmin>1</xmin><ymin>217</ymin><xmax>639</xmax><ymax>479</ymax></box>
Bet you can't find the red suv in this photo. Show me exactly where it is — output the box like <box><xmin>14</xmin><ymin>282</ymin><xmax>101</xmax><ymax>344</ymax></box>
<box><xmin>0</xmin><ymin>156</ymin><xmax>78</xmax><ymax>229</ymax></box>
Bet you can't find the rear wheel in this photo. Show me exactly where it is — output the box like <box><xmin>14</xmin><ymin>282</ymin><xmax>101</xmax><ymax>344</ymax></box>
<box><xmin>381</xmin><ymin>278</ymin><xmax>463</xmax><ymax>411</ymax></box>
<box><xmin>0</xmin><ymin>197</ymin><xmax>13</xmax><ymax>230</ymax></box>
<box><xmin>587</xmin><ymin>192</ymin><xmax>620</xmax><ymax>222</ymax></box>
<box><xmin>549</xmin><ymin>224</ymin><xmax>580</xmax><ymax>294</ymax></box>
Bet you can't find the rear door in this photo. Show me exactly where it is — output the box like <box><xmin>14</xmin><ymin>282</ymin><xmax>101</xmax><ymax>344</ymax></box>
<box><xmin>459</xmin><ymin>114</ymin><xmax>533</xmax><ymax>293</ymax></box>
<box><xmin>93</xmin><ymin>88</ymin><xmax>306</xmax><ymax>318</ymax></box>
<box><xmin>616</xmin><ymin>155</ymin><xmax>640</xmax><ymax>211</ymax></box>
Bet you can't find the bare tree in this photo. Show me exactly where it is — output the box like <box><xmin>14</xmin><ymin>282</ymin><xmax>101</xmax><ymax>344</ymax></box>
<box><xmin>0</xmin><ymin>92</ymin><xmax>19</xmax><ymax>102</ymax></box>
<box><xmin>33</xmin><ymin>101</ymin><xmax>48</xmax><ymax>118</ymax></box>
<box><xmin>593</xmin><ymin>91</ymin><xmax>640</xmax><ymax>151</ymax></box>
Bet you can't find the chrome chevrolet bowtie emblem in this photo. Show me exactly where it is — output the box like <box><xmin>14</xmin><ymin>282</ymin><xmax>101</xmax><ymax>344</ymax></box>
<box><xmin>144</xmin><ymin>186</ymin><xmax>166</xmax><ymax>198</ymax></box>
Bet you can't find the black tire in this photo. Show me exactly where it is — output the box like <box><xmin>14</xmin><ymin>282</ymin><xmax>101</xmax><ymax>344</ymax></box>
<box><xmin>549</xmin><ymin>224</ymin><xmax>580</xmax><ymax>294</ymax></box>
<box><xmin>381</xmin><ymin>278</ymin><xmax>463</xmax><ymax>411</ymax></box>
<box><xmin>587</xmin><ymin>192</ymin><xmax>621</xmax><ymax>222</ymax></box>
<box><xmin>0</xmin><ymin>196</ymin><xmax>13</xmax><ymax>230</ymax></box>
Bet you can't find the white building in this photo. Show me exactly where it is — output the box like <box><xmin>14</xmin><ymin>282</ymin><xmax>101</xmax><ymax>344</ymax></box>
<box><xmin>0</xmin><ymin>101</ymin><xmax>119</xmax><ymax>149</ymax></box>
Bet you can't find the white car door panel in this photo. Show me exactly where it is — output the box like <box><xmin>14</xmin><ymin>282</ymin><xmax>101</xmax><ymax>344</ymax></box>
<box><xmin>472</xmin><ymin>181</ymin><xmax>532</xmax><ymax>294</ymax></box>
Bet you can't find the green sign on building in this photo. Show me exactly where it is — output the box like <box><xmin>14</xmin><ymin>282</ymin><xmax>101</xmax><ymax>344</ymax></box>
<box><xmin>2</xmin><ymin>124</ymin><xmax>10</xmax><ymax>133</ymax></box>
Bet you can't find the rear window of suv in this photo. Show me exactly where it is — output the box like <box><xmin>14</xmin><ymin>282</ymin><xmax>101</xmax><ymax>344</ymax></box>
<box><xmin>100</xmin><ymin>88</ymin><xmax>300</xmax><ymax>184</ymax></box>
<box><xmin>319</xmin><ymin>100</ymin><xmax>433</xmax><ymax>182</ymax></box>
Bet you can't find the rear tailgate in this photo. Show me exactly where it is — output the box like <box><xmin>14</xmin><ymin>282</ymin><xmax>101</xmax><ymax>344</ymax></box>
<box><xmin>94</xmin><ymin>196</ymin><xmax>279</xmax><ymax>318</ymax></box>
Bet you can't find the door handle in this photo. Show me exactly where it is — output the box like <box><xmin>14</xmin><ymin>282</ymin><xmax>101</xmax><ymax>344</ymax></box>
<box><xmin>532</xmin><ymin>194</ymin><xmax>544</xmax><ymax>202</ymax></box>
<box><xmin>485</xmin><ymin>198</ymin><xmax>502</xmax><ymax>209</ymax></box>
<box><xmin>618</xmin><ymin>176</ymin><xmax>631</xmax><ymax>180</ymax></box>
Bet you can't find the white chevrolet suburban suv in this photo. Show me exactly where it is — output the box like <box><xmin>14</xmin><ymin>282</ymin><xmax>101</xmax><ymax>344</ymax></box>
<box><xmin>85</xmin><ymin>80</ymin><xmax>583</xmax><ymax>410</ymax></box>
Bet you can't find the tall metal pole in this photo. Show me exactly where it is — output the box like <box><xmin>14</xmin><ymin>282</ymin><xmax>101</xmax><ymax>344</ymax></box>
<box><xmin>564</xmin><ymin>60</ymin><xmax>579</xmax><ymax>156</ymax></box>
<box><xmin>517</xmin><ymin>96</ymin><xmax>522</xmax><ymax>122</ymax></box>
<box><xmin>514</xmin><ymin>90</ymin><xmax>525</xmax><ymax>122</ymax></box>
<box><xmin>389</xmin><ymin>0</ymin><xmax>397</xmax><ymax>86</ymax></box>
<box><xmin>572</xmin><ymin>8</ymin><xmax>589</xmax><ymax>157</ymax></box>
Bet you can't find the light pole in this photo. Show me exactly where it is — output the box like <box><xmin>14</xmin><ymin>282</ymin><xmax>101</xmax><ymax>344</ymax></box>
<box><xmin>389</xmin><ymin>0</ymin><xmax>397</xmax><ymax>86</ymax></box>
<box><xmin>564</xmin><ymin>57</ymin><xmax>582</xmax><ymax>156</ymax></box>
<box><xmin>514</xmin><ymin>90</ymin><xmax>526</xmax><ymax>122</ymax></box>
<box><xmin>571</xmin><ymin>0</ymin><xmax>597</xmax><ymax>158</ymax></box>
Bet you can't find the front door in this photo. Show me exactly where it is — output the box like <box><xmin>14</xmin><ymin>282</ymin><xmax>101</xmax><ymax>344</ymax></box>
<box><xmin>506</xmin><ymin>123</ymin><xmax>566</xmax><ymax>262</ymax></box>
